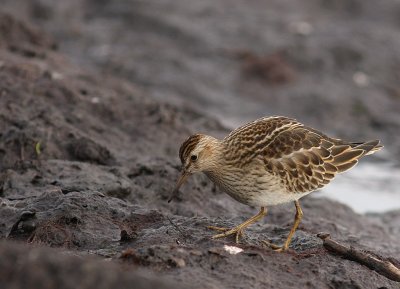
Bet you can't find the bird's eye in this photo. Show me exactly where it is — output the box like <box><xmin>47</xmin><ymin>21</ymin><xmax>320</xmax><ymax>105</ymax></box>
<box><xmin>190</xmin><ymin>155</ymin><xmax>198</xmax><ymax>161</ymax></box>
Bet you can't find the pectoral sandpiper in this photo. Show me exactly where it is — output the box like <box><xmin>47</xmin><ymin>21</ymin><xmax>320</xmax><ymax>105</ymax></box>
<box><xmin>168</xmin><ymin>116</ymin><xmax>382</xmax><ymax>251</ymax></box>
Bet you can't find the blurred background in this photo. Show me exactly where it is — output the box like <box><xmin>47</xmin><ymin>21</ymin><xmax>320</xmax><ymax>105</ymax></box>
<box><xmin>2</xmin><ymin>0</ymin><xmax>400</xmax><ymax>213</ymax></box>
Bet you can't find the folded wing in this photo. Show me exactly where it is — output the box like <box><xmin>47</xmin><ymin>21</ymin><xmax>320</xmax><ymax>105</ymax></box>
<box><xmin>263</xmin><ymin>126</ymin><xmax>382</xmax><ymax>193</ymax></box>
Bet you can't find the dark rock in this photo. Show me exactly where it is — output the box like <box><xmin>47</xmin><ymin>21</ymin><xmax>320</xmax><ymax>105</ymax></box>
<box><xmin>0</xmin><ymin>241</ymin><xmax>184</xmax><ymax>289</ymax></box>
<box><xmin>68</xmin><ymin>137</ymin><xmax>116</xmax><ymax>166</ymax></box>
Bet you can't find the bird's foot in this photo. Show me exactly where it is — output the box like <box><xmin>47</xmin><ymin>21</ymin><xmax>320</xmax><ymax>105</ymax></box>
<box><xmin>261</xmin><ymin>240</ymin><xmax>288</xmax><ymax>252</ymax></box>
<box><xmin>207</xmin><ymin>225</ymin><xmax>244</xmax><ymax>243</ymax></box>
<box><xmin>207</xmin><ymin>225</ymin><xmax>230</xmax><ymax>232</ymax></box>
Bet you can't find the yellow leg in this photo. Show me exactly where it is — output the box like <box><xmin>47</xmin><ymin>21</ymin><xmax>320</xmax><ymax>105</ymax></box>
<box><xmin>208</xmin><ymin>207</ymin><xmax>267</xmax><ymax>243</ymax></box>
<box><xmin>262</xmin><ymin>200</ymin><xmax>303</xmax><ymax>252</ymax></box>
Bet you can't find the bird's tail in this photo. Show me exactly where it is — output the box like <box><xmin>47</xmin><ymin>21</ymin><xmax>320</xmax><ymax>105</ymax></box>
<box><xmin>349</xmin><ymin>140</ymin><xmax>383</xmax><ymax>156</ymax></box>
<box><xmin>330</xmin><ymin>140</ymin><xmax>383</xmax><ymax>173</ymax></box>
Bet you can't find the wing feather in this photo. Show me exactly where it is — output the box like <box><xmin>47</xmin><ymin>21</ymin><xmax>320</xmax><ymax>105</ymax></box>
<box><xmin>222</xmin><ymin>116</ymin><xmax>382</xmax><ymax>193</ymax></box>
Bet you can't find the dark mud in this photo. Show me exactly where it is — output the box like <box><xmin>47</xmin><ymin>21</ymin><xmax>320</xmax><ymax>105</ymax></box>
<box><xmin>3</xmin><ymin>0</ymin><xmax>400</xmax><ymax>157</ymax></box>
<box><xmin>0</xmin><ymin>2</ymin><xmax>400</xmax><ymax>289</ymax></box>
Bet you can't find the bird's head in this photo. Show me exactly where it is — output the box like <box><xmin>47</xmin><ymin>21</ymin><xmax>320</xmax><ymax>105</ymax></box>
<box><xmin>168</xmin><ymin>134</ymin><xmax>220</xmax><ymax>202</ymax></box>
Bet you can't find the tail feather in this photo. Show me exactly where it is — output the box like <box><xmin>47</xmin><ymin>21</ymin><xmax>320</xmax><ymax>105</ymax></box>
<box><xmin>331</xmin><ymin>140</ymin><xmax>382</xmax><ymax>173</ymax></box>
<box><xmin>350</xmin><ymin>140</ymin><xmax>383</xmax><ymax>156</ymax></box>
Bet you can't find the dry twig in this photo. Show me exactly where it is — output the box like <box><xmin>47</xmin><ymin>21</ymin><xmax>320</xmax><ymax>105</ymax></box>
<box><xmin>318</xmin><ymin>233</ymin><xmax>400</xmax><ymax>282</ymax></box>
<box><xmin>166</xmin><ymin>216</ymin><xmax>189</xmax><ymax>241</ymax></box>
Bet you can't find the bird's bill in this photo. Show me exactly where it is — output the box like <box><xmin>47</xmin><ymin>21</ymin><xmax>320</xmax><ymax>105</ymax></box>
<box><xmin>168</xmin><ymin>170</ymin><xmax>190</xmax><ymax>203</ymax></box>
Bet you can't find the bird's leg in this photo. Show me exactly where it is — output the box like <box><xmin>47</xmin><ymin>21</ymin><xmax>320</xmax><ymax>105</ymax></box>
<box><xmin>262</xmin><ymin>200</ymin><xmax>303</xmax><ymax>252</ymax></box>
<box><xmin>208</xmin><ymin>207</ymin><xmax>267</xmax><ymax>243</ymax></box>
<box><xmin>206</xmin><ymin>226</ymin><xmax>230</xmax><ymax>232</ymax></box>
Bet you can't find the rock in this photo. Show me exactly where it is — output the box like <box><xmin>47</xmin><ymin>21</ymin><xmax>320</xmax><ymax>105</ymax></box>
<box><xmin>67</xmin><ymin>137</ymin><xmax>116</xmax><ymax>166</ymax></box>
<box><xmin>0</xmin><ymin>241</ymin><xmax>183</xmax><ymax>289</ymax></box>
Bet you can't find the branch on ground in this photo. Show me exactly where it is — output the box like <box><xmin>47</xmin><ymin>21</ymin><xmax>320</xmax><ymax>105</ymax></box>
<box><xmin>317</xmin><ymin>233</ymin><xmax>400</xmax><ymax>282</ymax></box>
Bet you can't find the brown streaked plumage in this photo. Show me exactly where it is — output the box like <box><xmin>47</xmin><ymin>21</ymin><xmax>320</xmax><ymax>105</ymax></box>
<box><xmin>179</xmin><ymin>134</ymin><xmax>203</xmax><ymax>164</ymax></box>
<box><xmin>169</xmin><ymin>116</ymin><xmax>383</xmax><ymax>251</ymax></box>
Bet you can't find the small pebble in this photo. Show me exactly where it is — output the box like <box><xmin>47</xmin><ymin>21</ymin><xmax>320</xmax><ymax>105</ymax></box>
<box><xmin>91</xmin><ymin>97</ymin><xmax>100</xmax><ymax>104</ymax></box>
<box><xmin>289</xmin><ymin>21</ymin><xmax>313</xmax><ymax>36</ymax></box>
<box><xmin>223</xmin><ymin>245</ymin><xmax>243</xmax><ymax>255</ymax></box>
<box><xmin>169</xmin><ymin>257</ymin><xmax>186</xmax><ymax>268</ymax></box>
<box><xmin>353</xmin><ymin>72</ymin><xmax>370</xmax><ymax>87</ymax></box>
<box><xmin>51</xmin><ymin>71</ymin><xmax>63</xmax><ymax>80</ymax></box>
<box><xmin>317</xmin><ymin>232</ymin><xmax>330</xmax><ymax>240</ymax></box>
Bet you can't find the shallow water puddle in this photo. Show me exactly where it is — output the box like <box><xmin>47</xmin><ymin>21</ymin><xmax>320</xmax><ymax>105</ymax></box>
<box><xmin>315</xmin><ymin>162</ymin><xmax>400</xmax><ymax>213</ymax></box>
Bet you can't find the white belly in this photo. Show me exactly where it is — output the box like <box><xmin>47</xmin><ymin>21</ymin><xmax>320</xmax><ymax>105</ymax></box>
<box><xmin>248</xmin><ymin>189</ymin><xmax>310</xmax><ymax>207</ymax></box>
<box><xmin>205</xmin><ymin>169</ymin><xmax>310</xmax><ymax>207</ymax></box>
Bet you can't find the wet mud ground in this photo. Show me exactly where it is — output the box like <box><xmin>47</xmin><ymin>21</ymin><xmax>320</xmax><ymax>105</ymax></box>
<box><xmin>0</xmin><ymin>1</ymin><xmax>400</xmax><ymax>288</ymax></box>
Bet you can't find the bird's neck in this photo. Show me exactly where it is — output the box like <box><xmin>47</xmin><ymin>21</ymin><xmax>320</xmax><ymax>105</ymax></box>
<box><xmin>202</xmin><ymin>138</ymin><xmax>231</xmax><ymax>175</ymax></box>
